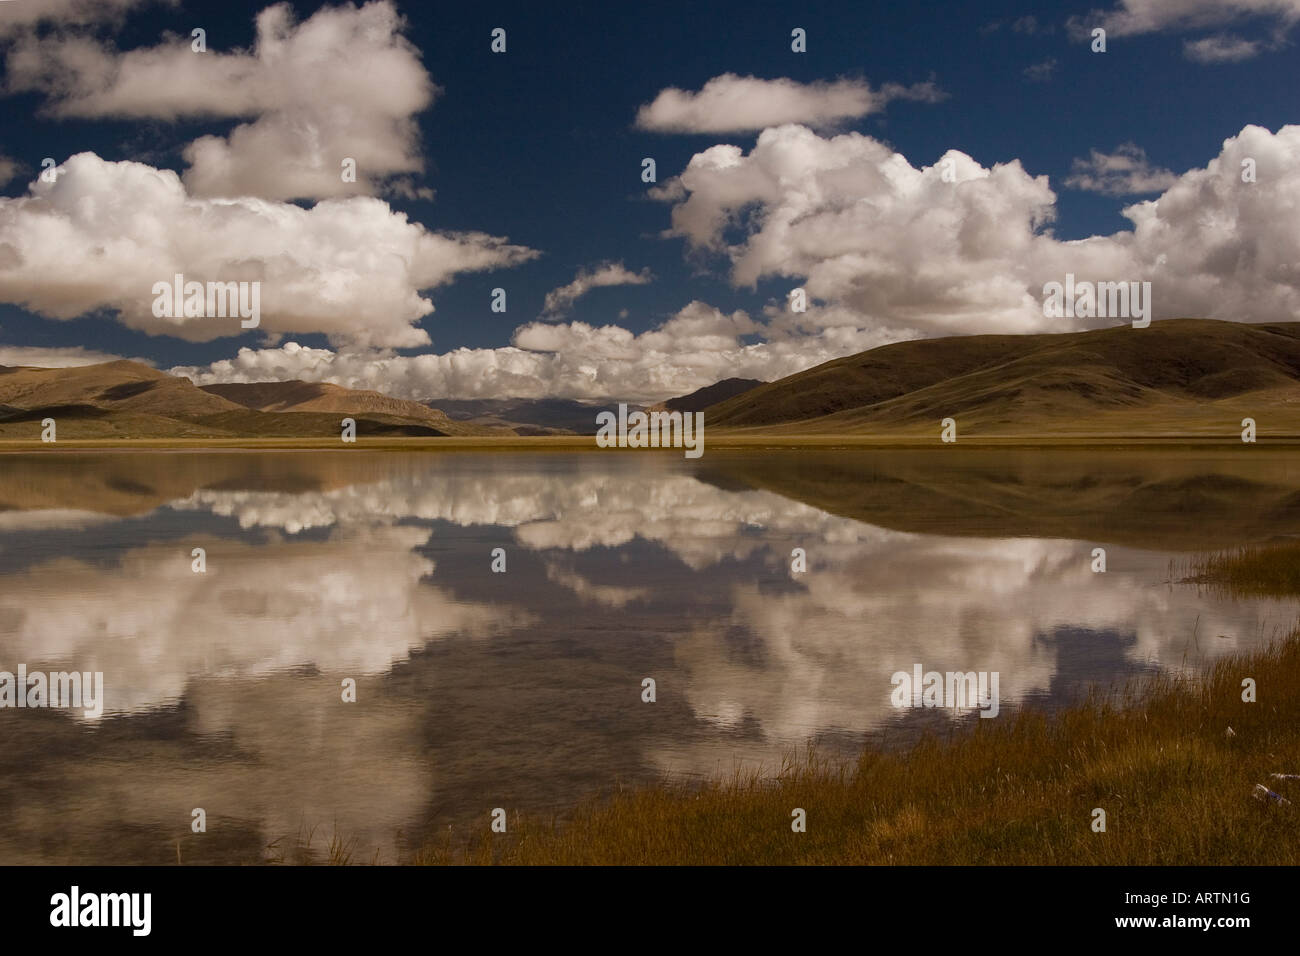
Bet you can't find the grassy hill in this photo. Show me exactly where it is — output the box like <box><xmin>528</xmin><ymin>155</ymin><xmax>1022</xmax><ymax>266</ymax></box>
<box><xmin>0</xmin><ymin>361</ymin><xmax>508</xmax><ymax>439</ymax></box>
<box><xmin>431</xmin><ymin>397</ymin><xmax>629</xmax><ymax>435</ymax></box>
<box><xmin>702</xmin><ymin>319</ymin><xmax>1300</xmax><ymax>438</ymax></box>
<box><xmin>652</xmin><ymin>377</ymin><xmax>765</xmax><ymax>414</ymax></box>
<box><xmin>199</xmin><ymin>380</ymin><xmax>498</xmax><ymax>432</ymax></box>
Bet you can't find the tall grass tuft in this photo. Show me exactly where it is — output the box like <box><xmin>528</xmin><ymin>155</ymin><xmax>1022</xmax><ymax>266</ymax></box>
<box><xmin>1184</xmin><ymin>540</ymin><xmax>1300</xmax><ymax>599</ymax></box>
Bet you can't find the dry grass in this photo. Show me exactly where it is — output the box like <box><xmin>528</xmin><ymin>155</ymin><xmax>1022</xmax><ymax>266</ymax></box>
<box><xmin>1186</xmin><ymin>540</ymin><xmax>1300</xmax><ymax>599</ymax></box>
<box><xmin>264</xmin><ymin>821</ymin><xmax>373</xmax><ymax>865</ymax></box>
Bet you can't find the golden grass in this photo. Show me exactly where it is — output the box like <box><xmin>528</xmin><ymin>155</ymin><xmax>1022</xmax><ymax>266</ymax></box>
<box><xmin>412</xmin><ymin>635</ymin><xmax>1300</xmax><ymax>865</ymax></box>
<box><xmin>1187</xmin><ymin>541</ymin><xmax>1300</xmax><ymax>599</ymax></box>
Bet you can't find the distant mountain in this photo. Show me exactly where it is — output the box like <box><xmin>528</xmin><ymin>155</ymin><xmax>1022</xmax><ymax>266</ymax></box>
<box><xmin>652</xmin><ymin>377</ymin><xmax>765</xmax><ymax>414</ymax></box>
<box><xmin>701</xmin><ymin>319</ymin><xmax>1300</xmax><ymax>438</ymax></box>
<box><xmin>199</xmin><ymin>380</ymin><xmax>501</xmax><ymax>434</ymax></box>
<box><xmin>430</xmin><ymin>397</ymin><xmax>635</xmax><ymax>435</ymax></box>
<box><xmin>0</xmin><ymin>362</ymin><xmax>508</xmax><ymax>439</ymax></box>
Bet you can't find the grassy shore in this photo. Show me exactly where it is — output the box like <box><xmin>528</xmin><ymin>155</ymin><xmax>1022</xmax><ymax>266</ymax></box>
<box><xmin>1186</xmin><ymin>541</ymin><xmax>1300</xmax><ymax>599</ymax></box>
<box><xmin>408</xmin><ymin>545</ymin><xmax>1300</xmax><ymax>865</ymax></box>
<box><xmin>412</xmin><ymin>637</ymin><xmax>1298</xmax><ymax>864</ymax></box>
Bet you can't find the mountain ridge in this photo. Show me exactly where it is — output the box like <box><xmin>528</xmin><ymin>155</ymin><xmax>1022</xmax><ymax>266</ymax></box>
<box><xmin>0</xmin><ymin>361</ymin><xmax>508</xmax><ymax>439</ymax></box>
<box><xmin>699</xmin><ymin>319</ymin><xmax>1300</xmax><ymax>436</ymax></box>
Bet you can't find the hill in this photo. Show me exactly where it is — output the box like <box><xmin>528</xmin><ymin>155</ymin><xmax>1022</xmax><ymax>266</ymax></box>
<box><xmin>651</xmin><ymin>377</ymin><xmax>764</xmax><ymax>414</ymax></box>
<box><xmin>0</xmin><ymin>362</ymin><xmax>508</xmax><ymax>439</ymax></box>
<box><xmin>701</xmin><ymin>319</ymin><xmax>1300</xmax><ymax>438</ymax></box>
<box><xmin>430</xmin><ymin>397</ymin><xmax>629</xmax><ymax>435</ymax></box>
<box><xmin>199</xmin><ymin>380</ymin><xmax>498</xmax><ymax>434</ymax></box>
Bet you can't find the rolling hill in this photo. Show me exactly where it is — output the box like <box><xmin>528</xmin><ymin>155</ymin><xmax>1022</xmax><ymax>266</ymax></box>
<box><xmin>199</xmin><ymin>380</ymin><xmax>490</xmax><ymax>432</ymax></box>
<box><xmin>651</xmin><ymin>377</ymin><xmax>765</xmax><ymax>414</ymax></box>
<box><xmin>0</xmin><ymin>361</ymin><xmax>508</xmax><ymax>439</ymax></box>
<box><xmin>424</xmin><ymin>397</ymin><xmax>611</xmax><ymax>435</ymax></box>
<box><xmin>701</xmin><ymin>319</ymin><xmax>1300</xmax><ymax>438</ymax></box>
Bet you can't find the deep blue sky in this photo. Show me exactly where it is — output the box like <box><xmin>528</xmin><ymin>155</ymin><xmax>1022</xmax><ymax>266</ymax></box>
<box><xmin>0</xmin><ymin>0</ymin><xmax>1295</xmax><ymax>373</ymax></box>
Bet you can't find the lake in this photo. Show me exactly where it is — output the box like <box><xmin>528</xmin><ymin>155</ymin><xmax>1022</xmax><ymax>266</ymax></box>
<box><xmin>1</xmin><ymin>446</ymin><xmax>1297</xmax><ymax>863</ymax></box>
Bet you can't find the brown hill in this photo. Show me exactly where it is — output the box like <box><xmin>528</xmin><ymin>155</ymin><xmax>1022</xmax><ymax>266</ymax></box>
<box><xmin>198</xmin><ymin>380</ymin><xmax>506</xmax><ymax>436</ymax></box>
<box><xmin>203</xmin><ymin>380</ymin><xmax>434</xmax><ymax>420</ymax></box>
<box><xmin>651</xmin><ymin>377</ymin><xmax>765</xmax><ymax>414</ymax></box>
<box><xmin>0</xmin><ymin>360</ymin><xmax>245</xmax><ymax>418</ymax></box>
<box><xmin>702</xmin><ymin>319</ymin><xmax>1300</xmax><ymax>437</ymax></box>
<box><xmin>432</xmin><ymin>398</ymin><xmax>633</xmax><ymax>435</ymax></box>
<box><xmin>0</xmin><ymin>362</ymin><xmax>508</xmax><ymax>439</ymax></box>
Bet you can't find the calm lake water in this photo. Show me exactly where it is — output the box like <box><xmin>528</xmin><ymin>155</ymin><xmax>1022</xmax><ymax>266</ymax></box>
<box><xmin>1</xmin><ymin>447</ymin><xmax>1297</xmax><ymax>863</ymax></box>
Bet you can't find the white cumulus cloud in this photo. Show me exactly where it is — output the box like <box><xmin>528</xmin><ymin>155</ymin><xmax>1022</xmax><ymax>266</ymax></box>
<box><xmin>0</xmin><ymin>152</ymin><xmax>537</xmax><ymax>348</ymax></box>
<box><xmin>541</xmin><ymin>261</ymin><xmax>652</xmax><ymax>317</ymax></box>
<box><xmin>635</xmin><ymin>73</ymin><xmax>945</xmax><ymax>134</ymax></box>
<box><xmin>0</xmin><ymin>0</ymin><xmax>167</xmax><ymax>34</ymax></box>
<box><xmin>4</xmin><ymin>1</ymin><xmax>435</xmax><ymax>201</ymax></box>
<box><xmin>656</xmin><ymin>122</ymin><xmax>1300</xmax><ymax>336</ymax></box>
<box><xmin>170</xmin><ymin>300</ymin><xmax>907</xmax><ymax>403</ymax></box>
<box><xmin>1065</xmin><ymin>143</ymin><xmax>1180</xmax><ymax>195</ymax></box>
<box><xmin>1067</xmin><ymin>0</ymin><xmax>1300</xmax><ymax>59</ymax></box>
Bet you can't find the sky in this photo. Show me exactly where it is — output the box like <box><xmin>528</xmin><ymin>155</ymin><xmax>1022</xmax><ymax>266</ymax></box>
<box><xmin>0</xmin><ymin>0</ymin><xmax>1296</xmax><ymax>403</ymax></box>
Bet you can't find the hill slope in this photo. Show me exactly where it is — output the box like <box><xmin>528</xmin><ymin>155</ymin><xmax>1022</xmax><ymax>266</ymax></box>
<box><xmin>0</xmin><ymin>362</ymin><xmax>508</xmax><ymax>439</ymax></box>
<box><xmin>0</xmin><ymin>361</ymin><xmax>245</xmax><ymax>419</ymax></box>
<box><xmin>702</xmin><ymin>319</ymin><xmax>1300</xmax><ymax>437</ymax></box>
<box><xmin>199</xmin><ymin>380</ymin><xmax>503</xmax><ymax>436</ymax></box>
<box><xmin>431</xmin><ymin>398</ymin><xmax>624</xmax><ymax>435</ymax></box>
<box><xmin>652</xmin><ymin>377</ymin><xmax>765</xmax><ymax>414</ymax></box>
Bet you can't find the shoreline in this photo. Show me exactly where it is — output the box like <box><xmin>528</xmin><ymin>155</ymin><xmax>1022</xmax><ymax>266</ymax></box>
<box><xmin>412</xmin><ymin>624</ymin><xmax>1300</xmax><ymax>865</ymax></box>
<box><xmin>3</xmin><ymin>433</ymin><xmax>1300</xmax><ymax>452</ymax></box>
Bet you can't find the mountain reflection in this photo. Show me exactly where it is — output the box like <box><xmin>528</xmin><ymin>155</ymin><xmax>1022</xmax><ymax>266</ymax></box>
<box><xmin>0</xmin><ymin>450</ymin><xmax>1295</xmax><ymax>862</ymax></box>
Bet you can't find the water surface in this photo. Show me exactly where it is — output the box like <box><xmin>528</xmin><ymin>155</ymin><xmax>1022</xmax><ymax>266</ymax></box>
<box><xmin>1</xmin><ymin>448</ymin><xmax>1296</xmax><ymax>863</ymax></box>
